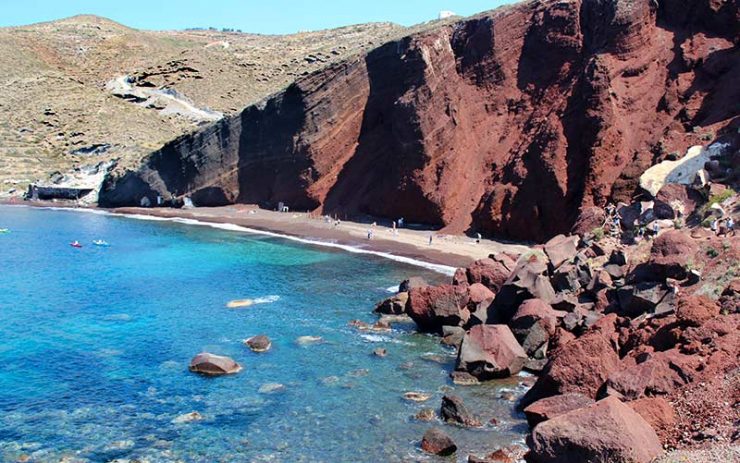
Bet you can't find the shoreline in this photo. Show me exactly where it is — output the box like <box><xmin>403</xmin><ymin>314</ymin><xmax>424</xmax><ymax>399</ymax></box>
<box><xmin>1</xmin><ymin>201</ymin><xmax>530</xmax><ymax>275</ymax></box>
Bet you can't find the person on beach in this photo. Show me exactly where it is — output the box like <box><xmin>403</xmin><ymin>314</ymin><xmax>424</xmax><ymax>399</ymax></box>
<box><xmin>428</xmin><ymin>234</ymin><xmax>433</xmax><ymax>245</ymax></box>
<box><xmin>652</xmin><ymin>221</ymin><xmax>660</xmax><ymax>238</ymax></box>
<box><xmin>398</xmin><ymin>217</ymin><xmax>404</xmax><ymax>228</ymax></box>
<box><xmin>367</xmin><ymin>229</ymin><xmax>373</xmax><ymax>240</ymax></box>
<box><xmin>475</xmin><ymin>232</ymin><xmax>481</xmax><ymax>244</ymax></box>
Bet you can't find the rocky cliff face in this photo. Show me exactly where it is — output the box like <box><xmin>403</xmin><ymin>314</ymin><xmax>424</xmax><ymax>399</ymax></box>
<box><xmin>100</xmin><ymin>0</ymin><xmax>739</xmax><ymax>242</ymax></box>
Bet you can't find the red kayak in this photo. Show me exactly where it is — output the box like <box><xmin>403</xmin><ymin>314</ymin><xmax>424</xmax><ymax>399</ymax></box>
<box><xmin>70</xmin><ymin>241</ymin><xmax>82</xmax><ymax>248</ymax></box>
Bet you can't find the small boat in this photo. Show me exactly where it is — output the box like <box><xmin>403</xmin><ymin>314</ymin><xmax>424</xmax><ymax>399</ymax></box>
<box><xmin>70</xmin><ymin>241</ymin><xmax>82</xmax><ymax>248</ymax></box>
<box><xmin>0</xmin><ymin>228</ymin><xmax>9</xmax><ymax>234</ymax></box>
<box><xmin>92</xmin><ymin>240</ymin><xmax>110</xmax><ymax>247</ymax></box>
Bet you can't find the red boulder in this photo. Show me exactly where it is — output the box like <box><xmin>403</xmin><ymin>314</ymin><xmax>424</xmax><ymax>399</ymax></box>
<box><xmin>456</xmin><ymin>324</ymin><xmax>527</xmax><ymax>380</ymax></box>
<box><xmin>528</xmin><ymin>397</ymin><xmax>663</xmax><ymax>463</ymax></box>
<box><xmin>523</xmin><ymin>392</ymin><xmax>594</xmax><ymax>427</ymax></box>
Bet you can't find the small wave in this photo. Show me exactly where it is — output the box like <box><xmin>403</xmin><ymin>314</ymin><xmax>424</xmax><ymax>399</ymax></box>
<box><xmin>254</xmin><ymin>295</ymin><xmax>280</xmax><ymax>304</ymax></box>
<box><xmin>385</xmin><ymin>285</ymin><xmax>399</xmax><ymax>293</ymax></box>
<box><xmin>358</xmin><ymin>333</ymin><xmax>413</xmax><ymax>345</ymax></box>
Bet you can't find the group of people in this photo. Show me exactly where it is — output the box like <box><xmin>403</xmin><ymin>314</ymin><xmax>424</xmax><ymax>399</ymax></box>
<box><xmin>710</xmin><ymin>216</ymin><xmax>735</xmax><ymax>236</ymax></box>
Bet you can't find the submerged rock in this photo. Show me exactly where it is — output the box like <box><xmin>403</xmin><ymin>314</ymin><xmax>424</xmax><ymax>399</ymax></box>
<box><xmin>295</xmin><ymin>336</ymin><xmax>323</xmax><ymax>345</ymax></box>
<box><xmin>171</xmin><ymin>411</ymin><xmax>203</xmax><ymax>424</ymax></box>
<box><xmin>188</xmin><ymin>353</ymin><xmax>242</xmax><ymax>376</ymax></box>
<box><xmin>404</xmin><ymin>391</ymin><xmax>432</xmax><ymax>402</ymax></box>
<box><xmin>258</xmin><ymin>383</ymin><xmax>286</xmax><ymax>394</ymax></box>
<box><xmin>414</xmin><ymin>408</ymin><xmax>436</xmax><ymax>422</ymax></box>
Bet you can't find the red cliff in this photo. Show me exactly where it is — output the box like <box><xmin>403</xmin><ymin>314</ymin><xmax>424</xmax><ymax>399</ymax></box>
<box><xmin>100</xmin><ymin>0</ymin><xmax>739</xmax><ymax>241</ymax></box>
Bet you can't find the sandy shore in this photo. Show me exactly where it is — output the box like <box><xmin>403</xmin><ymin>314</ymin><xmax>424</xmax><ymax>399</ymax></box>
<box><xmin>1</xmin><ymin>200</ymin><xmax>530</xmax><ymax>270</ymax></box>
<box><xmin>91</xmin><ymin>204</ymin><xmax>530</xmax><ymax>270</ymax></box>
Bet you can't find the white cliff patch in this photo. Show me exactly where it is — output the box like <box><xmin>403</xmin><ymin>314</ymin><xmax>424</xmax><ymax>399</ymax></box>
<box><xmin>106</xmin><ymin>75</ymin><xmax>223</xmax><ymax>123</ymax></box>
<box><xmin>639</xmin><ymin>142</ymin><xmax>731</xmax><ymax>197</ymax></box>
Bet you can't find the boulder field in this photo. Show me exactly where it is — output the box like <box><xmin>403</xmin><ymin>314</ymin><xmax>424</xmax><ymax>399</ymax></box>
<box><xmin>99</xmin><ymin>0</ymin><xmax>738</xmax><ymax>242</ymax></box>
<box><xmin>378</xmin><ymin>181</ymin><xmax>738</xmax><ymax>460</ymax></box>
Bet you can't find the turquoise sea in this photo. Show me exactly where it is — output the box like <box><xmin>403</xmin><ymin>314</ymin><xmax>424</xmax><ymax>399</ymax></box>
<box><xmin>0</xmin><ymin>206</ymin><xmax>527</xmax><ymax>462</ymax></box>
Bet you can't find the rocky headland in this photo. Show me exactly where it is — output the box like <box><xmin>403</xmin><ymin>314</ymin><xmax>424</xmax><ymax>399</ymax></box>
<box><xmin>372</xmin><ymin>149</ymin><xmax>738</xmax><ymax>460</ymax></box>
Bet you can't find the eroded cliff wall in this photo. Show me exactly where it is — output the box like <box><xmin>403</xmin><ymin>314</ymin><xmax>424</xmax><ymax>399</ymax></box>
<box><xmin>100</xmin><ymin>0</ymin><xmax>740</xmax><ymax>241</ymax></box>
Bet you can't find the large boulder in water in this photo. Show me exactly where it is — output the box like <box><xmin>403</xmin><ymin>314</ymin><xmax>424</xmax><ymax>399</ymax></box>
<box><xmin>456</xmin><ymin>324</ymin><xmax>526</xmax><ymax>380</ymax></box>
<box><xmin>421</xmin><ymin>427</ymin><xmax>457</xmax><ymax>456</ymax></box>
<box><xmin>189</xmin><ymin>353</ymin><xmax>242</xmax><ymax>376</ymax></box>
<box><xmin>527</xmin><ymin>396</ymin><xmax>663</xmax><ymax>463</ymax></box>
<box><xmin>374</xmin><ymin>291</ymin><xmax>409</xmax><ymax>315</ymax></box>
<box><xmin>440</xmin><ymin>394</ymin><xmax>482</xmax><ymax>427</ymax></box>
<box><xmin>407</xmin><ymin>284</ymin><xmax>470</xmax><ymax>333</ymax></box>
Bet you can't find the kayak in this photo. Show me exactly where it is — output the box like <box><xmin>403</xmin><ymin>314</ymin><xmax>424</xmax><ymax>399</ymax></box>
<box><xmin>70</xmin><ymin>241</ymin><xmax>82</xmax><ymax>248</ymax></box>
<box><xmin>92</xmin><ymin>240</ymin><xmax>110</xmax><ymax>247</ymax></box>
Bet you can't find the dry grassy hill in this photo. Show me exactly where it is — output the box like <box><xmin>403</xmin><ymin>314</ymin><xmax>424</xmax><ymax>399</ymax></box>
<box><xmin>0</xmin><ymin>15</ymin><xmax>419</xmax><ymax>194</ymax></box>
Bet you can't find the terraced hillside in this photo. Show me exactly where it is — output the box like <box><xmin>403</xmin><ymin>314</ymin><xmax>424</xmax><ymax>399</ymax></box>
<box><xmin>0</xmin><ymin>15</ymin><xmax>416</xmax><ymax>194</ymax></box>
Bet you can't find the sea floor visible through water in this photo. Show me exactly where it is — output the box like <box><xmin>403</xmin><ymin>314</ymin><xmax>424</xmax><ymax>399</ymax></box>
<box><xmin>0</xmin><ymin>206</ymin><xmax>528</xmax><ymax>462</ymax></box>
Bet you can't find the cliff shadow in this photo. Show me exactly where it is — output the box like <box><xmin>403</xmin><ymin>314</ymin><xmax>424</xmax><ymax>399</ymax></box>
<box><xmin>322</xmin><ymin>39</ymin><xmax>442</xmax><ymax>225</ymax></box>
<box><xmin>236</xmin><ymin>84</ymin><xmax>318</xmax><ymax>211</ymax></box>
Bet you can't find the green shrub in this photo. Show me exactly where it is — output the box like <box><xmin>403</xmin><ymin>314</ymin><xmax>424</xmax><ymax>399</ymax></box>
<box><xmin>591</xmin><ymin>227</ymin><xmax>605</xmax><ymax>241</ymax></box>
<box><xmin>706</xmin><ymin>248</ymin><xmax>719</xmax><ymax>258</ymax></box>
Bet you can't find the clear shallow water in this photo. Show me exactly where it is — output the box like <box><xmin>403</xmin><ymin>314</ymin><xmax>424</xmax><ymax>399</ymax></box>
<box><xmin>0</xmin><ymin>206</ymin><xmax>527</xmax><ymax>463</ymax></box>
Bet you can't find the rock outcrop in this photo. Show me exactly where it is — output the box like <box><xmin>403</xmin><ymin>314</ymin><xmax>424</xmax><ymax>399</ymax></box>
<box><xmin>99</xmin><ymin>0</ymin><xmax>740</xmax><ymax>242</ymax></box>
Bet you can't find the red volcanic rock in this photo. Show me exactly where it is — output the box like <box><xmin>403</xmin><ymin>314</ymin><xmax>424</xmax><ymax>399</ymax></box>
<box><xmin>523</xmin><ymin>392</ymin><xmax>594</xmax><ymax>427</ymax></box>
<box><xmin>603</xmin><ymin>349</ymin><xmax>700</xmax><ymax>400</ymax></box>
<box><xmin>635</xmin><ymin>230</ymin><xmax>698</xmax><ymax>281</ymax></box>
<box><xmin>466</xmin><ymin>258</ymin><xmax>511</xmax><ymax>292</ymax></box>
<box><xmin>440</xmin><ymin>394</ymin><xmax>482</xmax><ymax>427</ymax></box>
<box><xmin>522</xmin><ymin>314</ymin><xmax>620</xmax><ymax>405</ymax></box>
<box><xmin>543</xmin><ymin>234</ymin><xmax>579</xmax><ymax>269</ymax></box>
<box><xmin>456</xmin><ymin>324</ymin><xmax>527</xmax><ymax>380</ymax></box>
<box><xmin>421</xmin><ymin>428</ymin><xmax>457</xmax><ymax>456</ymax></box>
<box><xmin>452</xmin><ymin>267</ymin><xmax>469</xmax><ymax>286</ymax></box>
<box><xmin>467</xmin><ymin>283</ymin><xmax>496</xmax><ymax>324</ymax></box>
<box><xmin>528</xmin><ymin>397</ymin><xmax>663</xmax><ymax>463</ymax></box>
<box><xmin>407</xmin><ymin>284</ymin><xmax>470</xmax><ymax>333</ymax></box>
<box><xmin>571</xmin><ymin>206</ymin><xmax>606</xmax><ymax>237</ymax></box>
<box><xmin>99</xmin><ymin>0</ymin><xmax>740</xmax><ymax>243</ymax></box>
<box><xmin>628</xmin><ymin>397</ymin><xmax>677</xmax><ymax>432</ymax></box>
<box><xmin>653</xmin><ymin>184</ymin><xmax>702</xmax><ymax>219</ymax></box>
<box><xmin>374</xmin><ymin>291</ymin><xmax>409</xmax><ymax>315</ymax></box>
<box><xmin>675</xmin><ymin>295</ymin><xmax>720</xmax><ymax>327</ymax></box>
<box><xmin>510</xmin><ymin>299</ymin><xmax>565</xmax><ymax>335</ymax></box>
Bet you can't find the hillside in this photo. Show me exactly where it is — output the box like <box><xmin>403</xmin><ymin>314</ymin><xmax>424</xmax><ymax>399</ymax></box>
<box><xmin>0</xmin><ymin>14</ymin><xmax>417</xmax><ymax>193</ymax></box>
<box><xmin>100</xmin><ymin>0</ymin><xmax>740</xmax><ymax>242</ymax></box>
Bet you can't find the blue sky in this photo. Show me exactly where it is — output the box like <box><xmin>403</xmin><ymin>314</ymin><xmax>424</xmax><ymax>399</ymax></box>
<box><xmin>0</xmin><ymin>1</ymin><xmax>514</xmax><ymax>34</ymax></box>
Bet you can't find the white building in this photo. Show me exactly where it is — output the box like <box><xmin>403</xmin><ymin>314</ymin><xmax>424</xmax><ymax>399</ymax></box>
<box><xmin>438</xmin><ymin>10</ymin><xmax>456</xmax><ymax>19</ymax></box>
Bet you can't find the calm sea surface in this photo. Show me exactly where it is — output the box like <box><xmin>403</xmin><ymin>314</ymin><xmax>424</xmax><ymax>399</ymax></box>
<box><xmin>0</xmin><ymin>206</ymin><xmax>527</xmax><ymax>462</ymax></box>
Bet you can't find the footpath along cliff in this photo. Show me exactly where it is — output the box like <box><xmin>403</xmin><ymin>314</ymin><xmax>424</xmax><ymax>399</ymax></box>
<box><xmin>100</xmin><ymin>0</ymin><xmax>739</xmax><ymax>242</ymax></box>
